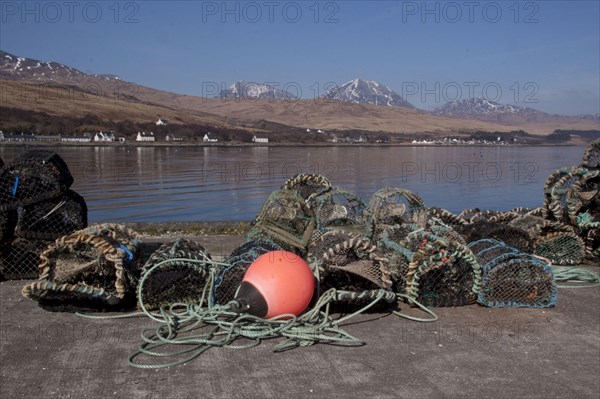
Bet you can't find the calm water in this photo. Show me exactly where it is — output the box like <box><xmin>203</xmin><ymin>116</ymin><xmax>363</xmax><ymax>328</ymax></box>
<box><xmin>0</xmin><ymin>145</ymin><xmax>586</xmax><ymax>222</ymax></box>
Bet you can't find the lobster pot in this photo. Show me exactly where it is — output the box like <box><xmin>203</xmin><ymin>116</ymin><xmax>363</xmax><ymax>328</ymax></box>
<box><xmin>0</xmin><ymin>156</ymin><xmax>4</xmax><ymax>169</ymax></box>
<box><xmin>584</xmin><ymin>227</ymin><xmax>600</xmax><ymax>261</ymax></box>
<box><xmin>282</xmin><ymin>174</ymin><xmax>331</xmax><ymax>200</ymax></box>
<box><xmin>308</xmin><ymin>230</ymin><xmax>392</xmax><ymax>307</ymax></box>
<box><xmin>369</xmin><ymin>188</ymin><xmax>427</xmax><ymax>227</ymax></box>
<box><xmin>0</xmin><ymin>150</ymin><xmax>74</xmax><ymax>211</ymax></box>
<box><xmin>533</xmin><ymin>232</ymin><xmax>585</xmax><ymax>265</ymax></box>
<box><xmin>213</xmin><ymin>240</ymin><xmax>283</xmax><ymax>306</ymax></box>
<box><xmin>582</xmin><ymin>139</ymin><xmax>600</xmax><ymax>169</ymax></box>
<box><xmin>138</xmin><ymin>239</ymin><xmax>213</xmax><ymax>311</ymax></box>
<box><xmin>22</xmin><ymin>224</ymin><xmax>143</xmax><ymax>311</ymax></box>
<box><xmin>15</xmin><ymin>190</ymin><xmax>87</xmax><ymax>241</ymax></box>
<box><xmin>509</xmin><ymin>215</ymin><xmax>551</xmax><ymax>237</ymax></box>
<box><xmin>543</xmin><ymin>166</ymin><xmax>599</xmax><ymax>225</ymax></box>
<box><xmin>405</xmin><ymin>232</ymin><xmax>481</xmax><ymax>307</ymax></box>
<box><xmin>465</xmin><ymin>220</ymin><xmax>534</xmax><ymax>253</ymax></box>
<box><xmin>469</xmin><ymin>239</ymin><xmax>556</xmax><ymax>308</ymax></box>
<box><xmin>1</xmin><ymin>238</ymin><xmax>52</xmax><ymax>280</ymax></box>
<box><xmin>309</xmin><ymin>187</ymin><xmax>370</xmax><ymax>235</ymax></box>
<box><xmin>246</xmin><ymin>189</ymin><xmax>315</xmax><ymax>254</ymax></box>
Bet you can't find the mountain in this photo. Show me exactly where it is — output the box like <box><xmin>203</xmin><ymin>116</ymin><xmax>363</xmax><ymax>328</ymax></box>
<box><xmin>217</xmin><ymin>81</ymin><xmax>298</xmax><ymax>100</ymax></box>
<box><xmin>322</xmin><ymin>78</ymin><xmax>415</xmax><ymax>108</ymax></box>
<box><xmin>432</xmin><ymin>97</ymin><xmax>553</xmax><ymax>123</ymax></box>
<box><xmin>1</xmin><ymin>50</ymin><xmax>599</xmax><ymax>137</ymax></box>
<box><xmin>0</xmin><ymin>50</ymin><xmax>122</xmax><ymax>83</ymax></box>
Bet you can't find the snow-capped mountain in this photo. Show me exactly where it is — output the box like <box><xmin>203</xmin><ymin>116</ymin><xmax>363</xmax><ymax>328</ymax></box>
<box><xmin>0</xmin><ymin>50</ymin><xmax>121</xmax><ymax>82</ymax></box>
<box><xmin>217</xmin><ymin>81</ymin><xmax>298</xmax><ymax>100</ymax></box>
<box><xmin>432</xmin><ymin>97</ymin><xmax>548</xmax><ymax>121</ymax></box>
<box><xmin>321</xmin><ymin>78</ymin><xmax>415</xmax><ymax>108</ymax></box>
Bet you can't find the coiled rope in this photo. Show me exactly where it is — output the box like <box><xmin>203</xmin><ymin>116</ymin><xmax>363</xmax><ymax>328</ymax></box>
<box><xmin>79</xmin><ymin>255</ymin><xmax>437</xmax><ymax>369</ymax></box>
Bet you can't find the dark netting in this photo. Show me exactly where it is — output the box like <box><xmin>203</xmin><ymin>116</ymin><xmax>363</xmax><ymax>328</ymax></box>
<box><xmin>369</xmin><ymin>188</ymin><xmax>427</xmax><ymax>227</ymax></box>
<box><xmin>1</xmin><ymin>150</ymin><xmax>74</xmax><ymax>211</ymax></box>
<box><xmin>427</xmin><ymin>217</ymin><xmax>467</xmax><ymax>246</ymax></box>
<box><xmin>246</xmin><ymin>189</ymin><xmax>315</xmax><ymax>254</ymax></box>
<box><xmin>309</xmin><ymin>187</ymin><xmax>371</xmax><ymax>235</ymax></box>
<box><xmin>139</xmin><ymin>238</ymin><xmax>213</xmax><ymax>310</ymax></box>
<box><xmin>543</xmin><ymin>166</ymin><xmax>599</xmax><ymax>225</ymax></box>
<box><xmin>22</xmin><ymin>224</ymin><xmax>144</xmax><ymax>312</ymax></box>
<box><xmin>0</xmin><ymin>208</ymin><xmax>17</xmax><ymax>244</ymax></box>
<box><xmin>15</xmin><ymin>190</ymin><xmax>87</xmax><ymax>241</ymax></box>
<box><xmin>469</xmin><ymin>239</ymin><xmax>557</xmax><ymax>308</ymax></box>
<box><xmin>1</xmin><ymin>238</ymin><xmax>52</xmax><ymax>280</ymax></box>
<box><xmin>282</xmin><ymin>174</ymin><xmax>332</xmax><ymax>200</ymax></box>
<box><xmin>533</xmin><ymin>231</ymin><xmax>585</xmax><ymax>265</ymax></box>
<box><xmin>0</xmin><ymin>156</ymin><xmax>4</xmax><ymax>169</ymax></box>
<box><xmin>404</xmin><ymin>231</ymin><xmax>481</xmax><ymax>307</ymax></box>
<box><xmin>582</xmin><ymin>139</ymin><xmax>600</xmax><ymax>169</ymax></box>
<box><xmin>509</xmin><ymin>215</ymin><xmax>551</xmax><ymax>236</ymax></box>
<box><xmin>307</xmin><ymin>230</ymin><xmax>392</xmax><ymax>308</ymax></box>
<box><xmin>464</xmin><ymin>220</ymin><xmax>534</xmax><ymax>253</ymax></box>
<box><xmin>213</xmin><ymin>240</ymin><xmax>283</xmax><ymax>306</ymax></box>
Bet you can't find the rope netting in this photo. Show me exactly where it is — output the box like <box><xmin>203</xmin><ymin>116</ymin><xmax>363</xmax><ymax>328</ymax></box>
<box><xmin>1</xmin><ymin>238</ymin><xmax>52</xmax><ymax>280</ymax></box>
<box><xmin>309</xmin><ymin>186</ymin><xmax>371</xmax><ymax>235</ymax></box>
<box><xmin>282</xmin><ymin>173</ymin><xmax>332</xmax><ymax>200</ymax></box>
<box><xmin>582</xmin><ymin>138</ymin><xmax>600</xmax><ymax>169</ymax></box>
<box><xmin>246</xmin><ymin>189</ymin><xmax>315</xmax><ymax>254</ymax></box>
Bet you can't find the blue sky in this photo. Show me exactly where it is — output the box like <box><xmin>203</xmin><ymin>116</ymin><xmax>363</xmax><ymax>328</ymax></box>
<box><xmin>1</xmin><ymin>0</ymin><xmax>599</xmax><ymax>114</ymax></box>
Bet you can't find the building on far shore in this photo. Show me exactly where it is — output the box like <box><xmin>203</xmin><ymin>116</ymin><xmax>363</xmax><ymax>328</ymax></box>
<box><xmin>61</xmin><ymin>134</ymin><xmax>92</xmax><ymax>143</ymax></box>
<box><xmin>136</xmin><ymin>131</ymin><xmax>155</xmax><ymax>142</ymax></box>
<box><xmin>94</xmin><ymin>131</ymin><xmax>116</xmax><ymax>142</ymax></box>
<box><xmin>166</xmin><ymin>133</ymin><xmax>183</xmax><ymax>142</ymax></box>
<box><xmin>252</xmin><ymin>135</ymin><xmax>269</xmax><ymax>143</ymax></box>
<box><xmin>156</xmin><ymin>118</ymin><xmax>168</xmax><ymax>126</ymax></box>
<box><xmin>203</xmin><ymin>133</ymin><xmax>218</xmax><ymax>142</ymax></box>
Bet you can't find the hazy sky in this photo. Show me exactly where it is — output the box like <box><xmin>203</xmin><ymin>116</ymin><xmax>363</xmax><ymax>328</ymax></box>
<box><xmin>1</xmin><ymin>0</ymin><xmax>599</xmax><ymax>114</ymax></box>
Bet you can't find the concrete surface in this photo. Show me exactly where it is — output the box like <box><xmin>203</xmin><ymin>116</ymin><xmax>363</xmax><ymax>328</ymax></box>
<box><xmin>1</xmin><ymin>235</ymin><xmax>599</xmax><ymax>399</ymax></box>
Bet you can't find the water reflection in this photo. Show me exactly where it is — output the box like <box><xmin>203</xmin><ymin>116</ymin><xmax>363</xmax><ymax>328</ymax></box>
<box><xmin>0</xmin><ymin>145</ymin><xmax>587</xmax><ymax>222</ymax></box>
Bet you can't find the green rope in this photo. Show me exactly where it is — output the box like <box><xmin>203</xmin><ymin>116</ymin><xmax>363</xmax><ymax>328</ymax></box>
<box><xmin>551</xmin><ymin>265</ymin><xmax>600</xmax><ymax>289</ymax></box>
<box><xmin>76</xmin><ymin>254</ymin><xmax>439</xmax><ymax>369</ymax></box>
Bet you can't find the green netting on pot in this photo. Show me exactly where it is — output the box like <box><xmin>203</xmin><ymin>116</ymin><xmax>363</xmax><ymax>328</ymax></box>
<box><xmin>0</xmin><ymin>238</ymin><xmax>52</xmax><ymax>280</ymax></box>
<box><xmin>309</xmin><ymin>187</ymin><xmax>371</xmax><ymax>235</ymax></box>
<box><xmin>582</xmin><ymin>139</ymin><xmax>600</xmax><ymax>169</ymax></box>
<box><xmin>369</xmin><ymin>188</ymin><xmax>427</xmax><ymax>227</ymax></box>
<box><xmin>376</xmin><ymin>226</ymin><xmax>416</xmax><ymax>294</ymax></box>
<box><xmin>0</xmin><ymin>208</ymin><xmax>17</xmax><ymax>244</ymax></box>
<box><xmin>464</xmin><ymin>220</ymin><xmax>534</xmax><ymax>253</ymax></box>
<box><xmin>22</xmin><ymin>224</ymin><xmax>144</xmax><ymax>312</ymax></box>
<box><xmin>307</xmin><ymin>230</ymin><xmax>392</xmax><ymax>309</ymax></box>
<box><xmin>282</xmin><ymin>174</ymin><xmax>332</xmax><ymax>200</ymax></box>
<box><xmin>14</xmin><ymin>190</ymin><xmax>87</xmax><ymax>241</ymax></box>
<box><xmin>543</xmin><ymin>166</ymin><xmax>599</xmax><ymax>225</ymax></box>
<box><xmin>138</xmin><ymin>238</ymin><xmax>213</xmax><ymax>311</ymax></box>
<box><xmin>427</xmin><ymin>217</ymin><xmax>467</xmax><ymax>245</ymax></box>
<box><xmin>1</xmin><ymin>150</ymin><xmax>73</xmax><ymax>211</ymax></box>
<box><xmin>533</xmin><ymin>231</ymin><xmax>585</xmax><ymax>265</ymax></box>
<box><xmin>246</xmin><ymin>189</ymin><xmax>315</xmax><ymax>254</ymax></box>
<box><xmin>212</xmin><ymin>240</ymin><xmax>283</xmax><ymax>306</ymax></box>
<box><xmin>404</xmin><ymin>230</ymin><xmax>481</xmax><ymax>307</ymax></box>
<box><xmin>468</xmin><ymin>239</ymin><xmax>557</xmax><ymax>308</ymax></box>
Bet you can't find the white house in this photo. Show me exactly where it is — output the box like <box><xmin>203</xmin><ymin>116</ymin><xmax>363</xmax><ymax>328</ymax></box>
<box><xmin>156</xmin><ymin>118</ymin><xmax>168</xmax><ymax>126</ymax></box>
<box><xmin>306</xmin><ymin>128</ymin><xmax>311</xmax><ymax>133</ymax></box>
<box><xmin>94</xmin><ymin>131</ymin><xmax>116</xmax><ymax>142</ymax></box>
<box><xmin>0</xmin><ymin>131</ymin><xmax>3</xmax><ymax>140</ymax></box>
<box><xmin>136</xmin><ymin>132</ymin><xmax>155</xmax><ymax>142</ymax></box>
<box><xmin>252</xmin><ymin>135</ymin><xmax>269</xmax><ymax>143</ymax></box>
<box><xmin>203</xmin><ymin>133</ymin><xmax>218</xmax><ymax>142</ymax></box>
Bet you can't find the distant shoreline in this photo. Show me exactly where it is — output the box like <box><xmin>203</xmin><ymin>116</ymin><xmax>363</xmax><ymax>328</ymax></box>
<box><xmin>0</xmin><ymin>140</ymin><xmax>583</xmax><ymax>148</ymax></box>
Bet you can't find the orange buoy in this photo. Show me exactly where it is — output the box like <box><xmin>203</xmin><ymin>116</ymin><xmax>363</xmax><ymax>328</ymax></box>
<box><xmin>232</xmin><ymin>250</ymin><xmax>315</xmax><ymax>318</ymax></box>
